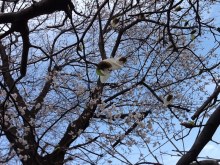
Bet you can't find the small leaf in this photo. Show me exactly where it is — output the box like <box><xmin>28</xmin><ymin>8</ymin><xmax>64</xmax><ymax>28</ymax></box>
<box><xmin>112</xmin><ymin>18</ymin><xmax>119</xmax><ymax>24</ymax></box>
<box><xmin>166</xmin><ymin>94</ymin><xmax>173</xmax><ymax>102</ymax></box>
<box><xmin>167</xmin><ymin>45</ymin><xmax>173</xmax><ymax>50</ymax></box>
<box><xmin>111</xmin><ymin>17</ymin><xmax>120</xmax><ymax>27</ymax></box>
<box><xmin>77</xmin><ymin>46</ymin><xmax>82</xmax><ymax>51</ymax></box>
<box><xmin>191</xmin><ymin>34</ymin><xmax>195</xmax><ymax>40</ymax></box>
<box><xmin>96</xmin><ymin>69</ymin><xmax>105</xmax><ymax>76</ymax></box>
<box><xmin>191</xmin><ymin>29</ymin><xmax>197</xmax><ymax>34</ymax></box>
<box><xmin>77</xmin><ymin>43</ymin><xmax>83</xmax><ymax>51</ymax></box>
<box><xmin>184</xmin><ymin>21</ymin><xmax>189</xmax><ymax>27</ymax></box>
<box><xmin>138</xmin><ymin>14</ymin><xmax>145</xmax><ymax>20</ymax></box>
<box><xmin>54</xmin><ymin>146</ymin><xmax>60</xmax><ymax>151</ymax></box>
<box><xmin>189</xmin><ymin>121</ymin><xmax>195</xmax><ymax>125</ymax></box>
<box><xmin>180</xmin><ymin>121</ymin><xmax>195</xmax><ymax>128</ymax></box>
<box><xmin>163</xmin><ymin>39</ymin><xmax>168</xmax><ymax>45</ymax></box>
<box><xmin>175</xmin><ymin>6</ymin><xmax>182</xmax><ymax>11</ymax></box>
<box><xmin>198</xmin><ymin>69</ymin><xmax>203</xmax><ymax>75</ymax></box>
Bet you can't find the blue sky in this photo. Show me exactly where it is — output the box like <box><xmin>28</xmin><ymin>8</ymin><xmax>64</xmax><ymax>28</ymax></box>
<box><xmin>162</xmin><ymin>3</ymin><xmax>220</xmax><ymax>164</ymax></box>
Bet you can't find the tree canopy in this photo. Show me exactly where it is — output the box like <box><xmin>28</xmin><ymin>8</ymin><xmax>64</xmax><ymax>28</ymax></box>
<box><xmin>0</xmin><ymin>0</ymin><xmax>220</xmax><ymax>164</ymax></box>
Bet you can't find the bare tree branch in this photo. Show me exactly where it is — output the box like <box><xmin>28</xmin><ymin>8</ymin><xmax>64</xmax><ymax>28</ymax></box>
<box><xmin>177</xmin><ymin>105</ymin><xmax>220</xmax><ymax>165</ymax></box>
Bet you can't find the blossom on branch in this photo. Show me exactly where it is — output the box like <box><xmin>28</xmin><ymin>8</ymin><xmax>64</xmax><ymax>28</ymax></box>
<box><xmin>96</xmin><ymin>57</ymin><xmax>127</xmax><ymax>83</ymax></box>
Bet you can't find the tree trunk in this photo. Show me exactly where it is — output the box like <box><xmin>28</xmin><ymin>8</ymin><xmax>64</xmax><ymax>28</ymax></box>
<box><xmin>177</xmin><ymin>105</ymin><xmax>220</xmax><ymax>165</ymax></box>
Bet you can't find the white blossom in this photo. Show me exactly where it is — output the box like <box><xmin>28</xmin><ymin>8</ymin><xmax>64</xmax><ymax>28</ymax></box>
<box><xmin>11</xmin><ymin>93</ymin><xmax>18</xmax><ymax>100</ymax></box>
<box><xmin>145</xmin><ymin>137</ymin><xmax>151</xmax><ymax>143</ymax></box>
<box><xmin>71</xmin><ymin>123</ymin><xmax>75</xmax><ymax>128</ymax></box>
<box><xmin>103</xmin><ymin>57</ymin><xmax>126</xmax><ymax>70</ymax></box>
<box><xmin>77</xmin><ymin>129</ymin><xmax>83</xmax><ymax>135</ymax></box>
<box><xmin>17</xmin><ymin>138</ymin><xmax>27</xmax><ymax>145</ymax></box>
<box><xmin>147</xmin><ymin>122</ymin><xmax>153</xmax><ymax>131</ymax></box>
<box><xmin>4</xmin><ymin>115</ymin><xmax>9</xmax><ymax>122</ymax></box>
<box><xmin>18</xmin><ymin>138</ymin><xmax>23</xmax><ymax>143</ymax></box>
<box><xmin>100</xmin><ymin>72</ymin><xmax>111</xmax><ymax>83</ymax></box>
<box><xmin>19</xmin><ymin>107</ymin><xmax>26</xmax><ymax>115</ymax></box>
<box><xmin>96</xmin><ymin>57</ymin><xmax>127</xmax><ymax>83</ymax></box>
<box><xmin>68</xmin><ymin>131</ymin><xmax>74</xmax><ymax>135</ymax></box>
<box><xmin>22</xmin><ymin>140</ymin><xmax>28</xmax><ymax>146</ymax></box>
<box><xmin>138</xmin><ymin>121</ymin><xmax>145</xmax><ymax>128</ymax></box>
<box><xmin>25</xmin><ymin>145</ymin><xmax>29</xmax><ymax>150</ymax></box>
<box><xmin>45</xmin><ymin>75</ymin><xmax>52</xmax><ymax>81</ymax></box>
<box><xmin>23</xmin><ymin>155</ymin><xmax>28</xmax><ymax>161</ymax></box>
<box><xmin>17</xmin><ymin>148</ymin><xmax>23</xmax><ymax>154</ymax></box>
<box><xmin>19</xmin><ymin>154</ymin><xmax>28</xmax><ymax>161</ymax></box>
<box><xmin>35</xmin><ymin>103</ymin><xmax>41</xmax><ymax>109</ymax></box>
<box><xmin>24</xmin><ymin>127</ymin><xmax>30</xmax><ymax>132</ymax></box>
